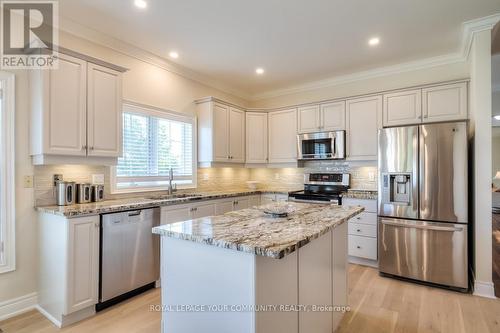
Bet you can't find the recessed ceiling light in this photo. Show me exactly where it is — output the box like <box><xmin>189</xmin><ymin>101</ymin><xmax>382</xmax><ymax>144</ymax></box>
<box><xmin>134</xmin><ymin>0</ymin><xmax>147</xmax><ymax>9</ymax></box>
<box><xmin>494</xmin><ymin>115</ymin><xmax>500</xmax><ymax>121</ymax></box>
<box><xmin>255</xmin><ymin>68</ymin><xmax>265</xmax><ymax>75</ymax></box>
<box><xmin>368</xmin><ymin>37</ymin><xmax>380</xmax><ymax>46</ymax></box>
<box><xmin>169</xmin><ymin>51</ymin><xmax>179</xmax><ymax>59</ymax></box>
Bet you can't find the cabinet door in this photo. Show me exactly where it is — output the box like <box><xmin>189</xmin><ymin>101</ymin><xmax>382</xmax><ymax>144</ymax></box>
<box><xmin>213</xmin><ymin>103</ymin><xmax>230</xmax><ymax>161</ymax></box>
<box><xmin>87</xmin><ymin>63</ymin><xmax>122</xmax><ymax>157</ymax></box>
<box><xmin>383</xmin><ymin>89</ymin><xmax>422</xmax><ymax>127</ymax></box>
<box><xmin>192</xmin><ymin>202</ymin><xmax>216</xmax><ymax>218</ymax></box>
<box><xmin>215</xmin><ymin>199</ymin><xmax>234</xmax><ymax>215</ymax></box>
<box><xmin>321</xmin><ymin>101</ymin><xmax>345</xmax><ymax>131</ymax></box>
<box><xmin>248</xmin><ymin>195</ymin><xmax>261</xmax><ymax>207</ymax></box>
<box><xmin>261</xmin><ymin>194</ymin><xmax>276</xmax><ymax>205</ymax></box>
<box><xmin>298</xmin><ymin>105</ymin><xmax>320</xmax><ymax>134</ymax></box>
<box><xmin>422</xmin><ymin>82</ymin><xmax>467</xmax><ymax>123</ymax></box>
<box><xmin>233</xmin><ymin>197</ymin><xmax>249</xmax><ymax>211</ymax></box>
<box><xmin>246</xmin><ymin>112</ymin><xmax>268</xmax><ymax>163</ymax></box>
<box><xmin>66</xmin><ymin>216</ymin><xmax>99</xmax><ymax>314</ymax></box>
<box><xmin>229</xmin><ymin>107</ymin><xmax>245</xmax><ymax>163</ymax></box>
<box><xmin>45</xmin><ymin>53</ymin><xmax>87</xmax><ymax>156</ymax></box>
<box><xmin>268</xmin><ymin>109</ymin><xmax>297</xmax><ymax>163</ymax></box>
<box><xmin>346</xmin><ymin>95</ymin><xmax>382</xmax><ymax>161</ymax></box>
<box><xmin>161</xmin><ymin>205</ymin><xmax>192</xmax><ymax>225</ymax></box>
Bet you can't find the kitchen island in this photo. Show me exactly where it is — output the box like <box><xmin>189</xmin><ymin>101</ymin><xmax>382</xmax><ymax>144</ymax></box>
<box><xmin>152</xmin><ymin>202</ymin><xmax>363</xmax><ymax>333</ymax></box>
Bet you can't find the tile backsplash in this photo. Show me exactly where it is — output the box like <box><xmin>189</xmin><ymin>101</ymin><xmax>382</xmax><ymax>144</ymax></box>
<box><xmin>33</xmin><ymin>161</ymin><xmax>377</xmax><ymax>206</ymax></box>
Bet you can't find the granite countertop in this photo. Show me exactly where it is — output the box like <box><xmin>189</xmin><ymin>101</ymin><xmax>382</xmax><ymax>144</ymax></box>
<box><xmin>36</xmin><ymin>189</ymin><xmax>299</xmax><ymax>218</ymax></box>
<box><xmin>152</xmin><ymin>202</ymin><xmax>364</xmax><ymax>259</ymax></box>
<box><xmin>344</xmin><ymin>189</ymin><xmax>378</xmax><ymax>200</ymax></box>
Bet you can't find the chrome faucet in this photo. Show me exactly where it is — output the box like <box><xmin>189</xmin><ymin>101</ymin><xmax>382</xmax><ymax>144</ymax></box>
<box><xmin>168</xmin><ymin>168</ymin><xmax>177</xmax><ymax>195</ymax></box>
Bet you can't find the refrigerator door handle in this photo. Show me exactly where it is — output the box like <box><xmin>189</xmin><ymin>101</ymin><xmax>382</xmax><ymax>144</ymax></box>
<box><xmin>380</xmin><ymin>219</ymin><xmax>463</xmax><ymax>232</ymax></box>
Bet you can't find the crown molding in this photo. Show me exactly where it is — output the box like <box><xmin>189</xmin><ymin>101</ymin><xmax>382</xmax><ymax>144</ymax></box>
<box><xmin>460</xmin><ymin>13</ymin><xmax>500</xmax><ymax>59</ymax></box>
<box><xmin>58</xmin><ymin>16</ymin><xmax>252</xmax><ymax>101</ymax></box>
<box><xmin>250</xmin><ymin>52</ymin><xmax>466</xmax><ymax>101</ymax></box>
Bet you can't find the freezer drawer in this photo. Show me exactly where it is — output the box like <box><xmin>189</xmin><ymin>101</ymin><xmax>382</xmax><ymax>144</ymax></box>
<box><xmin>378</xmin><ymin>217</ymin><xmax>468</xmax><ymax>289</ymax></box>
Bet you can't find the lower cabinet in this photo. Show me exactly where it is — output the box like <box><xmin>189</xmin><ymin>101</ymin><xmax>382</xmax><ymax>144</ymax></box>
<box><xmin>38</xmin><ymin>213</ymin><xmax>100</xmax><ymax>327</ymax></box>
<box><xmin>343</xmin><ymin>198</ymin><xmax>378</xmax><ymax>264</ymax></box>
<box><xmin>261</xmin><ymin>193</ymin><xmax>289</xmax><ymax>204</ymax></box>
<box><xmin>161</xmin><ymin>195</ymin><xmax>262</xmax><ymax>225</ymax></box>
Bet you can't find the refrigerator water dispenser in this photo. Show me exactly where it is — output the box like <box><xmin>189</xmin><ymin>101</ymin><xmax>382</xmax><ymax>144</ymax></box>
<box><xmin>381</xmin><ymin>173</ymin><xmax>412</xmax><ymax>205</ymax></box>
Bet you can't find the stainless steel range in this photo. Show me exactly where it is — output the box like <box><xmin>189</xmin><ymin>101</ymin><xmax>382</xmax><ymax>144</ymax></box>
<box><xmin>289</xmin><ymin>173</ymin><xmax>350</xmax><ymax>204</ymax></box>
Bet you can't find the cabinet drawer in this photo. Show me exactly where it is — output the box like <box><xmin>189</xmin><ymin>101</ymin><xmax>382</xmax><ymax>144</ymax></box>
<box><xmin>349</xmin><ymin>212</ymin><xmax>377</xmax><ymax>225</ymax></box>
<box><xmin>343</xmin><ymin>198</ymin><xmax>377</xmax><ymax>213</ymax></box>
<box><xmin>348</xmin><ymin>235</ymin><xmax>377</xmax><ymax>260</ymax></box>
<box><xmin>348</xmin><ymin>222</ymin><xmax>377</xmax><ymax>238</ymax></box>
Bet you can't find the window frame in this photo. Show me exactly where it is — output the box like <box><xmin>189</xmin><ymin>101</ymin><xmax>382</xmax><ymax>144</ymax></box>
<box><xmin>110</xmin><ymin>101</ymin><xmax>197</xmax><ymax>194</ymax></box>
<box><xmin>0</xmin><ymin>71</ymin><xmax>15</xmax><ymax>274</ymax></box>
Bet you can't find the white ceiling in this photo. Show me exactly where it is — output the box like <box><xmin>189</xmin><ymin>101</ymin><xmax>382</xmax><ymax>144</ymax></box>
<box><xmin>59</xmin><ymin>0</ymin><xmax>500</xmax><ymax>97</ymax></box>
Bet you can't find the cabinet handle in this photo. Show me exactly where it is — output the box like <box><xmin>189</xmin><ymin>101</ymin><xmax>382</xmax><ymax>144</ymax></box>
<box><xmin>82</xmin><ymin>145</ymin><xmax>87</xmax><ymax>150</ymax></box>
<box><xmin>357</xmin><ymin>229</ymin><xmax>361</xmax><ymax>232</ymax></box>
<box><xmin>95</xmin><ymin>222</ymin><xmax>100</xmax><ymax>228</ymax></box>
<box><xmin>357</xmin><ymin>246</ymin><xmax>361</xmax><ymax>249</ymax></box>
<box><xmin>356</xmin><ymin>216</ymin><xmax>361</xmax><ymax>220</ymax></box>
<box><xmin>90</xmin><ymin>146</ymin><xmax>94</xmax><ymax>150</ymax></box>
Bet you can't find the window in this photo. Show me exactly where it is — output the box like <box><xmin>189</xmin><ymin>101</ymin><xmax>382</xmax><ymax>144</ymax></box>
<box><xmin>0</xmin><ymin>72</ymin><xmax>15</xmax><ymax>274</ymax></box>
<box><xmin>112</xmin><ymin>103</ymin><xmax>196</xmax><ymax>192</ymax></box>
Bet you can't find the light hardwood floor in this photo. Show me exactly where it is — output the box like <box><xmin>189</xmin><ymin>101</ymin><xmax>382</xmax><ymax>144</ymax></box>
<box><xmin>1</xmin><ymin>264</ymin><xmax>499</xmax><ymax>333</ymax></box>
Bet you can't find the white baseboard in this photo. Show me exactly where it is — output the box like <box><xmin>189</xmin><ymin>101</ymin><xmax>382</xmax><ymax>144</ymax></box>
<box><xmin>348</xmin><ymin>256</ymin><xmax>378</xmax><ymax>268</ymax></box>
<box><xmin>473</xmin><ymin>280</ymin><xmax>497</xmax><ymax>299</ymax></box>
<box><xmin>35</xmin><ymin>305</ymin><xmax>61</xmax><ymax>328</ymax></box>
<box><xmin>0</xmin><ymin>292</ymin><xmax>38</xmax><ymax>321</ymax></box>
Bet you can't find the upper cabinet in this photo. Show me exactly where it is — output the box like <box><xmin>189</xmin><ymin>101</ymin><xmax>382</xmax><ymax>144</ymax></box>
<box><xmin>196</xmin><ymin>99</ymin><xmax>245</xmax><ymax>166</ymax></box>
<box><xmin>297</xmin><ymin>101</ymin><xmax>345</xmax><ymax>133</ymax></box>
<box><xmin>246</xmin><ymin>112</ymin><xmax>268</xmax><ymax>163</ymax></box>
<box><xmin>30</xmin><ymin>51</ymin><xmax>125</xmax><ymax>165</ymax></box>
<box><xmin>86</xmin><ymin>63</ymin><xmax>122</xmax><ymax>157</ymax></box>
<box><xmin>422</xmin><ymin>82</ymin><xmax>467</xmax><ymax>123</ymax></box>
<box><xmin>346</xmin><ymin>95</ymin><xmax>382</xmax><ymax>161</ymax></box>
<box><xmin>383</xmin><ymin>89</ymin><xmax>422</xmax><ymax>127</ymax></box>
<box><xmin>268</xmin><ymin>108</ymin><xmax>297</xmax><ymax>163</ymax></box>
<box><xmin>383</xmin><ymin>82</ymin><xmax>467</xmax><ymax>127</ymax></box>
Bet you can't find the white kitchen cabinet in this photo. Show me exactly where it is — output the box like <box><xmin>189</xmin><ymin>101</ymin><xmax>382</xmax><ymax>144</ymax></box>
<box><xmin>346</xmin><ymin>95</ymin><xmax>382</xmax><ymax>161</ymax></box>
<box><xmin>268</xmin><ymin>108</ymin><xmax>297</xmax><ymax>163</ymax></box>
<box><xmin>192</xmin><ymin>202</ymin><xmax>216</xmax><ymax>218</ymax></box>
<box><xmin>246</xmin><ymin>112</ymin><xmax>268</xmax><ymax>163</ymax></box>
<box><xmin>87</xmin><ymin>63</ymin><xmax>122</xmax><ymax>157</ymax></box>
<box><xmin>38</xmin><ymin>213</ymin><xmax>100</xmax><ymax>327</ymax></box>
<box><xmin>298</xmin><ymin>102</ymin><xmax>345</xmax><ymax>134</ymax></box>
<box><xmin>422</xmin><ymin>82</ymin><xmax>467</xmax><ymax>123</ymax></box>
<box><xmin>248</xmin><ymin>195</ymin><xmax>261</xmax><ymax>207</ymax></box>
<box><xmin>383</xmin><ymin>89</ymin><xmax>422</xmax><ymax>127</ymax></box>
<box><xmin>30</xmin><ymin>51</ymin><xmax>125</xmax><ymax>165</ymax></box>
<box><xmin>229</xmin><ymin>107</ymin><xmax>245</xmax><ymax>162</ymax></box>
<box><xmin>298</xmin><ymin>105</ymin><xmax>320</xmax><ymax>133</ymax></box>
<box><xmin>66</xmin><ymin>216</ymin><xmax>100</xmax><ymax>314</ymax></box>
<box><xmin>321</xmin><ymin>101</ymin><xmax>346</xmax><ymax>131</ymax></box>
<box><xmin>261</xmin><ymin>193</ymin><xmax>289</xmax><ymax>204</ymax></box>
<box><xmin>233</xmin><ymin>197</ymin><xmax>249</xmax><ymax>210</ymax></box>
<box><xmin>344</xmin><ymin>198</ymin><xmax>378</xmax><ymax>265</ymax></box>
<box><xmin>196</xmin><ymin>99</ymin><xmax>245</xmax><ymax>165</ymax></box>
<box><xmin>215</xmin><ymin>199</ymin><xmax>235</xmax><ymax>215</ymax></box>
<box><xmin>161</xmin><ymin>205</ymin><xmax>193</xmax><ymax>225</ymax></box>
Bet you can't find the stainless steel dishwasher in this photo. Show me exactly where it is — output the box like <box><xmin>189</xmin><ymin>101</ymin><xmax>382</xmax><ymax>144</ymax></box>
<box><xmin>98</xmin><ymin>207</ymin><xmax>160</xmax><ymax>310</ymax></box>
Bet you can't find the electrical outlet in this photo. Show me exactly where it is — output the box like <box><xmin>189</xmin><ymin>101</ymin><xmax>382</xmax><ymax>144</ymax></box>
<box><xmin>203</xmin><ymin>173</ymin><xmax>209</xmax><ymax>181</ymax></box>
<box><xmin>23</xmin><ymin>175</ymin><xmax>34</xmax><ymax>188</ymax></box>
<box><xmin>274</xmin><ymin>173</ymin><xmax>280</xmax><ymax>180</ymax></box>
<box><xmin>92</xmin><ymin>174</ymin><xmax>105</xmax><ymax>185</ymax></box>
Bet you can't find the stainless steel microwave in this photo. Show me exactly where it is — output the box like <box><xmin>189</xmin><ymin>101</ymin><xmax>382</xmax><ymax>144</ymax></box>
<box><xmin>297</xmin><ymin>131</ymin><xmax>346</xmax><ymax>160</ymax></box>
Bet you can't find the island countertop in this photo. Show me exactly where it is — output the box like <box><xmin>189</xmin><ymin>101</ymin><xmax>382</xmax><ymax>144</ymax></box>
<box><xmin>152</xmin><ymin>202</ymin><xmax>364</xmax><ymax>259</ymax></box>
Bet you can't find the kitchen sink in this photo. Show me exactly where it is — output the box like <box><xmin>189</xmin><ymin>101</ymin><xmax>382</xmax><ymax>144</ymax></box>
<box><xmin>147</xmin><ymin>193</ymin><xmax>204</xmax><ymax>200</ymax></box>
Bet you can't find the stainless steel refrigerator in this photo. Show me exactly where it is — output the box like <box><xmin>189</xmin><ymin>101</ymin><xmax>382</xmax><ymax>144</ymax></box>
<box><xmin>378</xmin><ymin>121</ymin><xmax>469</xmax><ymax>290</ymax></box>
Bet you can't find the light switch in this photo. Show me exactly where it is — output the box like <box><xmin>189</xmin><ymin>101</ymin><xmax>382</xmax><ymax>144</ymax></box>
<box><xmin>92</xmin><ymin>174</ymin><xmax>105</xmax><ymax>184</ymax></box>
<box><xmin>203</xmin><ymin>173</ymin><xmax>209</xmax><ymax>181</ymax></box>
<box><xmin>24</xmin><ymin>175</ymin><xmax>34</xmax><ymax>188</ymax></box>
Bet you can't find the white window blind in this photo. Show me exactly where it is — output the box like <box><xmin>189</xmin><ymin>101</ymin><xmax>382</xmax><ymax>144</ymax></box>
<box><xmin>115</xmin><ymin>103</ymin><xmax>195</xmax><ymax>191</ymax></box>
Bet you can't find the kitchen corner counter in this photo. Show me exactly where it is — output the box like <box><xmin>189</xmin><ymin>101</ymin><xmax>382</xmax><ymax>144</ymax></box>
<box><xmin>36</xmin><ymin>189</ymin><xmax>298</xmax><ymax>218</ymax></box>
<box><xmin>152</xmin><ymin>202</ymin><xmax>364</xmax><ymax>259</ymax></box>
<box><xmin>344</xmin><ymin>189</ymin><xmax>378</xmax><ymax>200</ymax></box>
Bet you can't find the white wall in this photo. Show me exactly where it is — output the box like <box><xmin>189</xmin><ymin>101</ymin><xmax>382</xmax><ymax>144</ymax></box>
<box><xmin>493</xmin><ymin>135</ymin><xmax>500</xmax><ymax>187</ymax></box>
<box><xmin>249</xmin><ymin>62</ymin><xmax>469</xmax><ymax>109</ymax></box>
<box><xmin>469</xmin><ymin>29</ymin><xmax>494</xmax><ymax>297</ymax></box>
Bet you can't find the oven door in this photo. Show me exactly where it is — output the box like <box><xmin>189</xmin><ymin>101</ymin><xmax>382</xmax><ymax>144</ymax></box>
<box><xmin>298</xmin><ymin>131</ymin><xmax>345</xmax><ymax>160</ymax></box>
